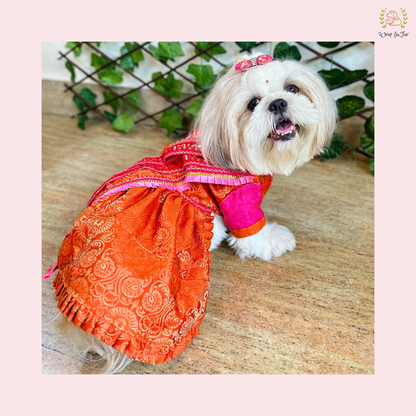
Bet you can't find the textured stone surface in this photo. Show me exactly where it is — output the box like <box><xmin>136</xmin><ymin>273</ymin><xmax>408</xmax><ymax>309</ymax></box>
<box><xmin>42</xmin><ymin>85</ymin><xmax>374</xmax><ymax>375</ymax></box>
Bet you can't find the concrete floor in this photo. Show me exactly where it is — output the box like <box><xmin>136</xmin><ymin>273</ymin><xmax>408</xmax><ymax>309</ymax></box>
<box><xmin>42</xmin><ymin>83</ymin><xmax>374</xmax><ymax>375</ymax></box>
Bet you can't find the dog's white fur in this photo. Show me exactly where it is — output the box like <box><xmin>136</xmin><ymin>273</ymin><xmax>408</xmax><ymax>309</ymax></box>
<box><xmin>59</xmin><ymin>55</ymin><xmax>337</xmax><ymax>373</ymax></box>
<box><xmin>196</xmin><ymin>57</ymin><xmax>336</xmax><ymax>176</ymax></box>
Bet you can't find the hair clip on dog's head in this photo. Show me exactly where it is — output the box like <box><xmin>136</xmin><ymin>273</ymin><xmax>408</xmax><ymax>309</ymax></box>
<box><xmin>235</xmin><ymin>54</ymin><xmax>273</xmax><ymax>71</ymax></box>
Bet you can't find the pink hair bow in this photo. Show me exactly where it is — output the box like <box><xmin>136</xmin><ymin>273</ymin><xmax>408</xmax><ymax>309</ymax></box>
<box><xmin>235</xmin><ymin>54</ymin><xmax>273</xmax><ymax>71</ymax></box>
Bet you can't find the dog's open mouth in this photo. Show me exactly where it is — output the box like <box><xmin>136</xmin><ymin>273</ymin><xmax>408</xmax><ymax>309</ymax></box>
<box><xmin>268</xmin><ymin>120</ymin><xmax>299</xmax><ymax>141</ymax></box>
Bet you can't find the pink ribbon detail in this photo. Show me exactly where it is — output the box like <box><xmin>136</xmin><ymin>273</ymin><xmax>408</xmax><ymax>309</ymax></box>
<box><xmin>235</xmin><ymin>55</ymin><xmax>273</xmax><ymax>71</ymax></box>
<box><xmin>43</xmin><ymin>262</ymin><xmax>58</xmax><ymax>280</ymax></box>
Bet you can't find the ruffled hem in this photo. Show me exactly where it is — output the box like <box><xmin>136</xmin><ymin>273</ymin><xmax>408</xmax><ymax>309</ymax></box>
<box><xmin>53</xmin><ymin>212</ymin><xmax>215</xmax><ymax>366</ymax></box>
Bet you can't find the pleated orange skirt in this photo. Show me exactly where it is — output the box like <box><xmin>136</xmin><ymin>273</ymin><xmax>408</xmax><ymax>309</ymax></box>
<box><xmin>54</xmin><ymin>185</ymin><xmax>214</xmax><ymax>364</ymax></box>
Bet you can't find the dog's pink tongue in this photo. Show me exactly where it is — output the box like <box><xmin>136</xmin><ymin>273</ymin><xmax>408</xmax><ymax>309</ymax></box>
<box><xmin>276</xmin><ymin>120</ymin><xmax>293</xmax><ymax>133</ymax></box>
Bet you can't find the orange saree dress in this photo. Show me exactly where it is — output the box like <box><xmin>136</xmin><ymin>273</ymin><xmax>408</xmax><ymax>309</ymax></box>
<box><xmin>47</xmin><ymin>131</ymin><xmax>272</xmax><ymax>364</ymax></box>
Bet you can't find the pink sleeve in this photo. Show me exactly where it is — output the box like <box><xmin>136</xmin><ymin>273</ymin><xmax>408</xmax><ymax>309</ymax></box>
<box><xmin>218</xmin><ymin>183</ymin><xmax>266</xmax><ymax>238</ymax></box>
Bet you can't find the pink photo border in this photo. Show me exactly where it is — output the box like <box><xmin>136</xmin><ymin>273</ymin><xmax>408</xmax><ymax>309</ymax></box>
<box><xmin>4</xmin><ymin>0</ymin><xmax>415</xmax><ymax>414</ymax></box>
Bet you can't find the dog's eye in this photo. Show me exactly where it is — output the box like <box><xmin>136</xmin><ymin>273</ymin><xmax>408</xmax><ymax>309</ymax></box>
<box><xmin>285</xmin><ymin>85</ymin><xmax>299</xmax><ymax>94</ymax></box>
<box><xmin>248</xmin><ymin>98</ymin><xmax>260</xmax><ymax>111</ymax></box>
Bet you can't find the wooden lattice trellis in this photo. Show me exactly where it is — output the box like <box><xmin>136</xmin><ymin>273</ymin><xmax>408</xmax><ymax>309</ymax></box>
<box><xmin>59</xmin><ymin>41</ymin><xmax>374</xmax><ymax>160</ymax></box>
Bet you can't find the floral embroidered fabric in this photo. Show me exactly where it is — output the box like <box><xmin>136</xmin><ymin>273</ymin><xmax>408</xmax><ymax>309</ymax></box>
<box><xmin>52</xmin><ymin>131</ymin><xmax>273</xmax><ymax>364</ymax></box>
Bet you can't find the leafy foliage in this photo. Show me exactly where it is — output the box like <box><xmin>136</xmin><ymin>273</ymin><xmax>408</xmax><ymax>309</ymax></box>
<box><xmin>236</xmin><ymin>42</ymin><xmax>257</xmax><ymax>51</ymax></box>
<box><xmin>91</xmin><ymin>53</ymin><xmax>123</xmax><ymax>86</ymax></box>
<box><xmin>149</xmin><ymin>42</ymin><xmax>184</xmax><ymax>63</ymax></box>
<box><xmin>194</xmin><ymin>42</ymin><xmax>226</xmax><ymax>62</ymax></box>
<box><xmin>65</xmin><ymin>42</ymin><xmax>82</xmax><ymax>57</ymax></box>
<box><xmin>152</xmin><ymin>72</ymin><xmax>183</xmax><ymax>99</ymax></box>
<box><xmin>186</xmin><ymin>64</ymin><xmax>216</xmax><ymax>91</ymax></box>
<box><xmin>360</xmin><ymin>134</ymin><xmax>374</xmax><ymax>155</ymax></box>
<box><xmin>336</xmin><ymin>95</ymin><xmax>365</xmax><ymax>119</ymax></box>
<box><xmin>120</xmin><ymin>42</ymin><xmax>144</xmax><ymax>70</ymax></box>
<box><xmin>273</xmin><ymin>42</ymin><xmax>301</xmax><ymax>61</ymax></box>
<box><xmin>112</xmin><ymin>112</ymin><xmax>135</xmax><ymax>133</ymax></box>
<box><xmin>124</xmin><ymin>90</ymin><xmax>141</xmax><ymax>114</ymax></box>
<box><xmin>317</xmin><ymin>42</ymin><xmax>340</xmax><ymax>48</ymax></box>
<box><xmin>364</xmin><ymin>114</ymin><xmax>374</xmax><ymax>139</ymax></box>
<box><xmin>380</xmin><ymin>8</ymin><xmax>387</xmax><ymax>28</ymax></box>
<box><xmin>360</xmin><ymin>114</ymin><xmax>374</xmax><ymax>155</ymax></box>
<box><xmin>320</xmin><ymin>133</ymin><xmax>344</xmax><ymax>160</ymax></box>
<box><xmin>369</xmin><ymin>158</ymin><xmax>374</xmax><ymax>175</ymax></box>
<box><xmin>158</xmin><ymin>107</ymin><xmax>183</xmax><ymax>136</ymax></box>
<box><xmin>363</xmin><ymin>80</ymin><xmax>374</xmax><ymax>102</ymax></box>
<box><xmin>103</xmin><ymin>91</ymin><xmax>120</xmax><ymax>115</ymax></box>
<box><xmin>185</xmin><ymin>100</ymin><xmax>203</xmax><ymax>118</ymax></box>
<box><xmin>64</xmin><ymin>41</ymin><xmax>375</xmax><ymax>174</ymax></box>
<box><xmin>65</xmin><ymin>61</ymin><xmax>75</xmax><ymax>84</ymax></box>
<box><xmin>400</xmin><ymin>8</ymin><xmax>408</xmax><ymax>28</ymax></box>
<box><xmin>318</xmin><ymin>68</ymin><xmax>368</xmax><ymax>89</ymax></box>
<box><xmin>104</xmin><ymin>111</ymin><xmax>116</xmax><ymax>122</ymax></box>
<box><xmin>73</xmin><ymin>88</ymin><xmax>97</xmax><ymax>130</ymax></box>
<box><xmin>73</xmin><ymin>88</ymin><xmax>97</xmax><ymax>111</ymax></box>
<box><xmin>77</xmin><ymin>113</ymin><xmax>89</xmax><ymax>130</ymax></box>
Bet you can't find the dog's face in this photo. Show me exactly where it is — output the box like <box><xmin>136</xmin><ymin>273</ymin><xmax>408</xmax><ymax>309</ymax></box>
<box><xmin>196</xmin><ymin>57</ymin><xmax>337</xmax><ymax>176</ymax></box>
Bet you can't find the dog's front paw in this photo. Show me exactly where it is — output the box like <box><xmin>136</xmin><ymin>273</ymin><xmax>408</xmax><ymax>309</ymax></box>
<box><xmin>227</xmin><ymin>222</ymin><xmax>296</xmax><ymax>261</ymax></box>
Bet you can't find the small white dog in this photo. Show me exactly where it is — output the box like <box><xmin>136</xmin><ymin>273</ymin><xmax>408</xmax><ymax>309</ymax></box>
<box><xmin>199</xmin><ymin>55</ymin><xmax>336</xmax><ymax>260</ymax></box>
<box><xmin>50</xmin><ymin>53</ymin><xmax>337</xmax><ymax>373</ymax></box>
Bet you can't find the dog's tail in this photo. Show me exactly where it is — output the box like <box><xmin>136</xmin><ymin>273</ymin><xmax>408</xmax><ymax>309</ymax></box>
<box><xmin>57</xmin><ymin>314</ymin><xmax>133</xmax><ymax>374</ymax></box>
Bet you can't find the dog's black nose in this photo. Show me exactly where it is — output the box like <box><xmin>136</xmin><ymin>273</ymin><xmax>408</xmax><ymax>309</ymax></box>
<box><xmin>269</xmin><ymin>99</ymin><xmax>287</xmax><ymax>113</ymax></box>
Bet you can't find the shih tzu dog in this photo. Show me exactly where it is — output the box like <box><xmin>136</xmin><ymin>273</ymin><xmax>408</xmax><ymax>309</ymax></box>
<box><xmin>45</xmin><ymin>53</ymin><xmax>337</xmax><ymax>373</ymax></box>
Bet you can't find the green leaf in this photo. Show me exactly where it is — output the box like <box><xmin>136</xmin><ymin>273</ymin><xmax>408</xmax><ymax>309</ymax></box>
<box><xmin>148</xmin><ymin>45</ymin><xmax>168</xmax><ymax>64</ymax></box>
<box><xmin>318</xmin><ymin>68</ymin><xmax>368</xmax><ymax>89</ymax></box>
<box><xmin>112</xmin><ymin>112</ymin><xmax>135</xmax><ymax>133</ymax></box>
<box><xmin>273</xmin><ymin>42</ymin><xmax>301</xmax><ymax>61</ymax></box>
<box><xmin>158</xmin><ymin>107</ymin><xmax>183</xmax><ymax>136</ymax></box>
<box><xmin>317</xmin><ymin>42</ymin><xmax>340</xmax><ymax>48</ymax></box>
<box><xmin>150</xmin><ymin>42</ymin><xmax>184</xmax><ymax>62</ymax></box>
<box><xmin>360</xmin><ymin>114</ymin><xmax>375</xmax><ymax>156</ymax></box>
<box><xmin>124</xmin><ymin>90</ymin><xmax>141</xmax><ymax>114</ymax></box>
<box><xmin>80</xmin><ymin>88</ymin><xmax>97</xmax><ymax>105</ymax></box>
<box><xmin>104</xmin><ymin>111</ymin><xmax>116</xmax><ymax>122</ymax></box>
<box><xmin>159</xmin><ymin>42</ymin><xmax>184</xmax><ymax>60</ymax></box>
<box><xmin>369</xmin><ymin>158</ymin><xmax>374</xmax><ymax>175</ymax></box>
<box><xmin>236</xmin><ymin>42</ymin><xmax>257</xmax><ymax>51</ymax></box>
<box><xmin>73</xmin><ymin>88</ymin><xmax>95</xmax><ymax>129</ymax></box>
<box><xmin>120</xmin><ymin>42</ymin><xmax>144</xmax><ymax>70</ymax></box>
<box><xmin>364</xmin><ymin>114</ymin><xmax>374</xmax><ymax>139</ymax></box>
<box><xmin>103</xmin><ymin>91</ymin><xmax>120</xmax><ymax>115</ymax></box>
<box><xmin>185</xmin><ymin>100</ymin><xmax>203</xmax><ymax>118</ymax></box>
<box><xmin>90</xmin><ymin>53</ymin><xmax>123</xmax><ymax>86</ymax></box>
<box><xmin>73</xmin><ymin>88</ymin><xmax>97</xmax><ymax>111</ymax></box>
<box><xmin>320</xmin><ymin>133</ymin><xmax>344</xmax><ymax>160</ymax></box>
<box><xmin>363</xmin><ymin>80</ymin><xmax>374</xmax><ymax>102</ymax></box>
<box><xmin>360</xmin><ymin>133</ymin><xmax>374</xmax><ymax>155</ymax></box>
<box><xmin>152</xmin><ymin>72</ymin><xmax>183</xmax><ymax>99</ymax></box>
<box><xmin>65</xmin><ymin>61</ymin><xmax>75</xmax><ymax>84</ymax></box>
<box><xmin>73</xmin><ymin>95</ymin><xmax>86</xmax><ymax>111</ymax></box>
<box><xmin>100</xmin><ymin>68</ymin><xmax>123</xmax><ymax>86</ymax></box>
<box><xmin>336</xmin><ymin>95</ymin><xmax>365</xmax><ymax>119</ymax></box>
<box><xmin>186</xmin><ymin>64</ymin><xmax>216</xmax><ymax>90</ymax></box>
<box><xmin>120</xmin><ymin>52</ymin><xmax>134</xmax><ymax>70</ymax></box>
<box><xmin>77</xmin><ymin>113</ymin><xmax>89</xmax><ymax>130</ymax></box>
<box><xmin>194</xmin><ymin>42</ymin><xmax>226</xmax><ymax>62</ymax></box>
<box><xmin>65</xmin><ymin>42</ymin><xmax>82</xmax><ymax>57</ymax></box>
<box><xmin>91</xmin><ymin>53</ymin><xmax>112</xmax><ymax>71</ymax></box>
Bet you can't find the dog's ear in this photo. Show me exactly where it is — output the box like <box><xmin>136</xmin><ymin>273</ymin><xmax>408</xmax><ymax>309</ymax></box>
<box><xmin>302</xmin><ymin>67</ymin><xmax>338</xmax><ymax>158</ymax></box>
<box><xmin>195</xmin><ymin>61</ymin><xmax>245</xmax><ymax>170</ymax></box>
